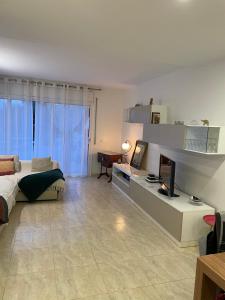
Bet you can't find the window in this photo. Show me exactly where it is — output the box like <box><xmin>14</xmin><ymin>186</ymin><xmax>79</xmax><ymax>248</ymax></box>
<box><xmin>0</xmin><ymin>99</ymin><xmax>90</xmax><ymax>176</ymax></box>
<box><xmin>0</xmin><ymin>99</ymin><xmax>33</xmax><ymax>159</ymax></box>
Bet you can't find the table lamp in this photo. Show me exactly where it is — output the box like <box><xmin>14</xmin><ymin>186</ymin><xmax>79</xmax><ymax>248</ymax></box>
<box><xmin>121</xmin><ymin>140</ymin><xmax>132</xmax><ymax>163</ymax></box>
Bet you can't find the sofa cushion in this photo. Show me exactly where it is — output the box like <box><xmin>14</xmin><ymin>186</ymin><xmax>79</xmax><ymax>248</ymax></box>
<box><xmin>0</xmin><ymin>158</ymin><xmax>15</xmax><ymax>176</ymax></box>
<box><xmin>31</xmin><ymin>157</ymin><xmax>53</xmax><ymax>172</ymax></box>
<box><xmin>0</xmin><ymin>155</ymin><xmax>21</xmax><ymax>172</ymax></box>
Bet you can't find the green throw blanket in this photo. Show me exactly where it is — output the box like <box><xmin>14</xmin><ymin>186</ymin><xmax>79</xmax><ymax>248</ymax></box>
<box><xmin>18</xmin><ymin>169</ymin><xmax>65</xmax><ymax>201</ymax></box>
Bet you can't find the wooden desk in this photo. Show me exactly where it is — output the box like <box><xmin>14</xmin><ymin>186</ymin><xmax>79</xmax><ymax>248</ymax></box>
<box><xmin>194</xmin><ymin>253</ymin><xmax>225</xmax><ymax>300</ymax></box>
<box><xmin>97</xmin><ymin>151</ymin><xmax>122</xmax><ymax>183</ymax></box>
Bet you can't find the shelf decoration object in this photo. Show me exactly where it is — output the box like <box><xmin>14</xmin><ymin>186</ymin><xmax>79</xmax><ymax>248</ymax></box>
<box><xmin>130</xmin><ymin>140</ymin><xmax>148</xmax><ymax>169</ymax></box>
<box><xmin>201</xmin><ymin>119</ymin><xmax>209</xmax><ymax>126</ymax></box>
<box><xmin>151</xmin><ymin>112</ymin><xmax>160</xmax><ymax>124</ymax></box>
<box><xmin>185</xmin><ymin>126</ymin><xmax>220</xmax><ymax>153</ymax></box>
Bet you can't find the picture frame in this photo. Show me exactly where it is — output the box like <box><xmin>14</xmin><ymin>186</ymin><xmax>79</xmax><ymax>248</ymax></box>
<box><xmin>130</xmin><ymin>140</ymin><xmax>148</xmax><ymax>170</ymax></box>
<box><xmin>151</xmin><ymin>112</ymin><xmax>160</xmax><ymax>124</ymax></box>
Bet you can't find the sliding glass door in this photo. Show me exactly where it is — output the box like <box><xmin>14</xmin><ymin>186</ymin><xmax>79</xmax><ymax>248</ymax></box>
<box><xmin>34</xmin><ymin>102</ymin><xmax>90</xmax><ymax>176</ymax></box>
<box><xmin>0</xmin><ymin>99</ymin><xmax>33</xmax><ymax>159</ymax></box>
<box><xmin>0</xmin><ymin>99</ymin><xmax>90</xmax><ymax>176</ymax></box>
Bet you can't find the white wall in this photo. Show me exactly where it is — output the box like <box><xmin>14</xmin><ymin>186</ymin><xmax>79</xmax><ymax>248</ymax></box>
<box><xmin>122</xmin><ymin>59</ymin><xmax>225</xmax><ymax>210</ymax></box>
<box><xmin>91</xmin><ymin>88</ymin><xmax>131</xmax><ymax>174</ymax></box>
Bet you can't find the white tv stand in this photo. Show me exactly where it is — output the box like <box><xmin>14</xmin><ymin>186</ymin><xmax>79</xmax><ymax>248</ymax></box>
<box><xmin>112</xmin><ymin>163</ymin><xmax>215</xmax><ymax>247</ymax></box>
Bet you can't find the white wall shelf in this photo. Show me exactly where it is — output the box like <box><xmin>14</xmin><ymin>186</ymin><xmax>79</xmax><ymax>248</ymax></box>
<box><xmin>182</xmin><ymin>149</ymin><xmax>225</xmax><ymax>158</ymax></box>
<box><xmin>124</xmin><ymin>104</ymin><xmax>167</xmax><ymax>124</ymax></box>
<box><xmin>143</xmin><ymin>124</ymin><xmax>225</xmax><ymax>155</ymax></box>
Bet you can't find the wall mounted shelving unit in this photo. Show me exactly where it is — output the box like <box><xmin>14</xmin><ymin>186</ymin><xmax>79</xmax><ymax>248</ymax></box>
<box><xmin>124</xmin><ymin>104</ymin><xmax>167</xmax><ymax>124</ymax></box>
<box><xmin>143</xmin><ymin>124</ymin><xmax>225</xmax><ymax>156</ymax></box>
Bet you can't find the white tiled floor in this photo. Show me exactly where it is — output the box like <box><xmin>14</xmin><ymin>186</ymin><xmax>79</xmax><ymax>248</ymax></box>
<box><xmin>0</xmin><ymin>177</ymin><xmax>198</xmax><ymax>299</ymax></box>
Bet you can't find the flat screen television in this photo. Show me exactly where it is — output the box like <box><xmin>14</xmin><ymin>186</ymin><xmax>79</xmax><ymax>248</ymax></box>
<box><xmin>158</xmin><ymin>154</ymin><xmax>177</xmax><ymax>197</ymax></box>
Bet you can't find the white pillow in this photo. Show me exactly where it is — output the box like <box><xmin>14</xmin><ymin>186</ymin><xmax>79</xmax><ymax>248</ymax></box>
<box><xmin>31</xmin><ymin>157</ymin><xmax>53</xmax><ymax>172</ymax></box>
<box><xmin>0</xmin><ymin>155</ymin><xmax>21</xmax><ymax>172</ymax></box>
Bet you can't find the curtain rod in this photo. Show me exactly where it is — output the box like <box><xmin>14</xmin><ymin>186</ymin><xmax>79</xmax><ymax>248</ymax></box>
<box><xmin>88</xmin><ymin>87</ymin><xmax>101</xmax><ymax>91</ymax></box>
<box><xmin>0</xmin><ymin>76</ymin><xmax>102</xmax><ymax>91</ymax></box>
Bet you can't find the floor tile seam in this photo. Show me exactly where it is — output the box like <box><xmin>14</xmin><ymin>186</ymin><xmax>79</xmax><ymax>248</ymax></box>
<box><xmin>90</xmin><ymin>280</ymin><xmax>158</xmax><ymax>295</ymax></box>
<box><xmin>150</xmin><ymin>275</ymin><xmax>196</xmax><ymax>286</ymax></box>
<box><xmin>8</xmin><ymin>260</ymin><xmax>55</xmax><ymax>274</ymax></box>
<box><xmin>90</xmin><ymin>240</ymin><xmax>133</xmax><ymax>263</ymax></box>
<box><xmin>88</xmin><ymin>242</ymin><xmax>103</xmax><ymax>268</ymax></box>
<box><xmin>125</xmin><ymin>252</ymin><xmax>179</xmax><ymax>259</ymax></box>
<box><xmin>11</xmin><ymin>245</ymin><xmax>53</xmax><ymax>254</ymax></box>
<box><xmin>141</xmin><ymin>252</ymin><xmax>195</xmax><ymax>259</ymax></box>
<box><xmin>50</xmin><ymin>245</ymin><xmax>60</xmax><ymax>300</ymax></box>
<box><xmin>91</xmin><ymin>252</ymin><xmax>178</xmax><ymax>265</ymax></box>
<box><xmin>6</xmin><ymin>232</ymin><xmax>16</xmax><ymax>262</ymax></box>
<box><xmin>2</xmin><ymin>269</ymin><xmax>59</xmax><ymax>300</ymax></box>
<box><xmin>0</xmin><ymin>246</ymin><xmax>14</xmax><ymax>262</ymax></box>
<box><xmin>1</xmin><ymin>281</ymin><xmax>7</xmax><ymax>300</ymax></box>
<box><xmin>3</xmin><ymin>267</ymin><xmax>57</xmax><ymax>279</ymax></box>
<box><xmin>95</xmin><ymin>262</ymin><xmax>195</xmax><ymax>284</ymax></box>
<box><xmin>71</xmin><ymin>284</ymin><xmax>156</xmax><ymax>299</ymax></box>
<box><xmin>51</xmin><ymin>245</ymin><xmax>97</xmax><ymax>264</ymax></box>
<box><xmin>8</xmin><ymin>247</ymin><xmax>55</xmax><ymax>275</ymax></box>
<box><xmin>151</xmin><ymin>276</ymin><xmax>195</xmax><ymax>288</ymax></box>
<box><xmin>11</xmin><ymin>246</ymin><xmax>51</xmax><ymax>254</ymax></box>
<box><xmin>121</xmin><ymin>232</ymin><xmax>170</xmax><ymax>244</ymax></box>
<box><xmin>90</xmin><ymin>250</ymin><xmax>113</xmax><ymax>295</ymax></box>
<box><xmin>14</xmin><ymin>233</ymin><xmax>52</xmax><ymax>243</ymax></box>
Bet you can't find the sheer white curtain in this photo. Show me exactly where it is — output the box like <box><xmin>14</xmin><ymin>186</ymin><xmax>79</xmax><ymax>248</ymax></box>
<box><xmin>0</xmin><ymin>78</ymin><xmax>93</xmax><ymax>106</ymax></box>
<box><xmin>0</xmin><ymin>77</ymin><xmax>94</xmax><ymax>176</ymax></box>
<box><xmin>34</xmin><ymin>102</ymin><xmax>90</xmax><ymax>176</ymax></box>
<box><xmin>0</xmin><ymin>99</ymin><xmax>33</xmax><ymax>159</ymax></box>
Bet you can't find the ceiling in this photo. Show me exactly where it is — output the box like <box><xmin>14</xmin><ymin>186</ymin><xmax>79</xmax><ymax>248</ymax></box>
<box><xmin>0</xmin><ymin>0</ymin><xmax>225</xmax><ymax>88</ymax></box>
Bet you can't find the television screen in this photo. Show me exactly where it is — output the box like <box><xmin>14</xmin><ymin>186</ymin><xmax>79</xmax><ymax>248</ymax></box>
<box><xmin>159</xmin><ymin>154</ymin><xmax>176</xmax><ymax>197</ymax></box>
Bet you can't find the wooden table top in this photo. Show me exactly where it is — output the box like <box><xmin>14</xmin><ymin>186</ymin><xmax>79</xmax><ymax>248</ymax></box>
<box><xmin>198</xmin><ymin>253</ymin><xmax>225</xmax><ymax>290</ymax></box>
<box><xmin>98</xmin><ymin>151</ymin><xmax>122</xmax><ymax>156</ymax></box>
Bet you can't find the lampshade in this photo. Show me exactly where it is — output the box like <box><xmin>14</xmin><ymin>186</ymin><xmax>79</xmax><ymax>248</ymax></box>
<box><xmin>121</xmin><ymin>140</ymin><xmax>132</xmax><ymax>153</ymax></box>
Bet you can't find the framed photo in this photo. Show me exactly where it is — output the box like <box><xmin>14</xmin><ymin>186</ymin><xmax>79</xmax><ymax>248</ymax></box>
<box><xmin>151</xmin><ymin>112</ymin><xmax>160</xmax><ymax>124</ymax></box>
<box><xmin>130</xmin><ymin>140</ymin><xmax>148</xmax><ymax>170</ymax></box>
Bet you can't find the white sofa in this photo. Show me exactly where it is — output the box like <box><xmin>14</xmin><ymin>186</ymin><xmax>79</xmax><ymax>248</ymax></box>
<box><xmin>0</xmin><ymin>176</ymin><xmax>18</xmax><ymax>216</ymax></box>
<box><xmin>16</xmin><ymin>160</ymin><xmax>65</xmax><ymax>202</ymax></box>
<box><xmin>0</xmin><ymin>158</ymin><xmax>65</xmax><ymax>217</ymax></box>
